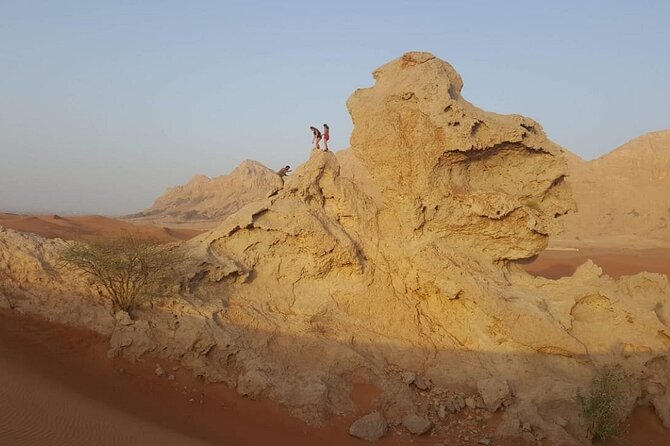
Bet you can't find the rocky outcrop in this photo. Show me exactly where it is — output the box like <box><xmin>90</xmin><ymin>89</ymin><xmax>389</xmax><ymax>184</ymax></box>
<box><xmin>0</xmin><ymin>227</ymin><xmax>115</xmax><ymax>331</ymax></box>
<box><xmin>133</xmin><ymin>160</ymin><xmax>282</xmax><ymax>223</ymax></box>
<box><xmin>1</xmin><ymin>52</ymin><xmax>670</xmax><ymax>445</ymax></box>
<box><xmin>347</xmin><ymin>52</ymin><xmax>574</xmax><ymax>262</ymax></box>
<box><xmin>340</xmin><ymin>128</ymin><xmax>670</xmax><ymax>247</ymax></box>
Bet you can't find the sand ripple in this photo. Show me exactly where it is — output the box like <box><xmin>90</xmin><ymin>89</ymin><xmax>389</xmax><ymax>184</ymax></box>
<box><xmin>0</xmin><ymin>356</ymin><xmax>211</xmax><ymax>446</ymax></box>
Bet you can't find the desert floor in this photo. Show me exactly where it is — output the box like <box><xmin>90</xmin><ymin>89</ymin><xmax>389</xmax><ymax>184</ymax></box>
<box><xmin>0</xmin><ymin>213</ymin><xmax>202</xmax><ymax>242</ymax></box>
<box><xmin>523</xmin><ymin>247</ymin><xmax>670</xmax><ymax>279</ymax></box>
<box><xmin>1</xmin><ymin>241</ymin><xmax>669</xmax><ymax>445</ymax></box>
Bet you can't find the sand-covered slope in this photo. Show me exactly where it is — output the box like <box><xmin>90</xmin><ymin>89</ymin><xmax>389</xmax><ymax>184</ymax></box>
<box><xmin>0</xmin><ymin>213</ymin><xmax>200</xmax><ymax>242</ymax></box>
<box><xmin>560</xmin><ymin>130</ymin><xmax>670</xmax><ymax>244</ymax></box>
<box><xmin>132</xmin><ymin>160</ymin><xmax>282</xmax><ymax>224</ymax></box>
<box><xmin>2</xmin><ymin>52</ymin><xmax>670</xmax><ymax>445</ymax></box>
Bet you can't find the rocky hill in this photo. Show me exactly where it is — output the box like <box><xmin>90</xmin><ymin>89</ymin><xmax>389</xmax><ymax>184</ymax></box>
<box><xmin>560</xmin><ymin>130</ymin><xmax>670</xmax><ymax>244</ymax></box>
<box><xmin>132</xmin><ymin>160</ymin><xmax>282</xmax><ymax>223</ymax></box>
<box><xmin>2</xmin><ymin>52</ymin><xmax>670</xmax><ymax>445</ymax></box>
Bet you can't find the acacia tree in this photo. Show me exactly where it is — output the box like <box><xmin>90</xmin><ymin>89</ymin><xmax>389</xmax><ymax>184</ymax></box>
<box><xmin>58</xmin><ymin>236</ymin><xmax>184</xmax><ymax>312</ymax></box>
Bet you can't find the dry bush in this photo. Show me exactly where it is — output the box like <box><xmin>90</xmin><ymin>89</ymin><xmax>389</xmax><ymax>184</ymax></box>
<box><xmin>576</xmin><ymin>366</ymin><xmax>627</xmax><ymax>442</ymax></box>
<box><xmin>58</xmin><ymin>235</ymin><xmax>185</xmax><ymax>312</ymax></box>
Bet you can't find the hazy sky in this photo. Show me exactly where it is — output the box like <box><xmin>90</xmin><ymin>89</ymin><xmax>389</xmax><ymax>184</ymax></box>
<box><xmin>1</xmin><ymin>1</ymin><xmax>669</xmax><ymax>215</ymax></box>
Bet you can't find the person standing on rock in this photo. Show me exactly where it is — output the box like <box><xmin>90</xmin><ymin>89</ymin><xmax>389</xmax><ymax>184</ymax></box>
<box><xmin>322</xmin><ymin>124</ymin><xmax>330</xmax><ymax>151</ymax></box>
<box><xmin>277</xmin><ymin>165</ymin><xmax>291</xmax><ymax>185</ymax></box>
<box><xmin>310</xmin><ymin>126</ymin><xmax>322</xmax><ymax>150</ymax></box>
<box><xmin>277</xmin><ymin>165</ymin><xmax>291</xmax><ymax>178</ymax></box>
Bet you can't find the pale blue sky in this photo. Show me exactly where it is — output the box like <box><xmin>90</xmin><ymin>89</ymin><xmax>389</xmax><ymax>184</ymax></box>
<box><xmin>1</xmin><ymin>1</ymin><xmax>668</xmax><ymax>215</ymax></box>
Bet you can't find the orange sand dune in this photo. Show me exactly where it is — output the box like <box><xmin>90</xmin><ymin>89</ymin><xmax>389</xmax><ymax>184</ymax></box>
<box><xmin>0</xmin><ymin>309</ymin><xmax>353</xmax><ymax>446</ymax></box>
<box><xmin>0</xmin><ymin>309</ymin><xmax>542</xmax><ymax>446</ymax></box>
<box><xmin>0</xmin><ymin>213</ymin><xmax>202</xmax><ymax>242</ymax></box>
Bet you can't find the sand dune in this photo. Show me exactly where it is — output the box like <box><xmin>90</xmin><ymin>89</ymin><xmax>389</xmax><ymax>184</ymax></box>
<box><xmin>0</xmin><ymin>213</ymin><xmax>201</xmax><ymax>242</ymax></box>
<box><xmin>0</xmin><ymin>309</ymin><xmax>490</xmax><ymax>446</ymax></box>
<box><xmin>0</xmin><ymin>356</ymin><xmax>212</xmax><ymax>446</ymax></box>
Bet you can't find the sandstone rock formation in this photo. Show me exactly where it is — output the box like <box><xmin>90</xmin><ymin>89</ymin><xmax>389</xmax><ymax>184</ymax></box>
<box><xmin>2</xmin><ymin>52</ymin><xmax>670</xmax><ymax>445</ymax></box>
<box><xmin>560</xmin><ymin>130</ymin><xmax>670</xmax><ymax>245</ymax></box>
<box><xmin>346</xmin><ymin>51</ymin><xmax>574</xmax><ymax>262</ymax></box>
<box><xmin>340</xmin><ymin>131</ymin><xmax>670</xmax><ymax>247</ymax></box>
<box><xmin>336</xmin><ymin>148</ymin><xmax>383</xmax><ymax>206</ymax></box>
<box><xmin>131</xmin><ymin>160</ymin><xmax>282</xmax><ymax>223</ymax></box>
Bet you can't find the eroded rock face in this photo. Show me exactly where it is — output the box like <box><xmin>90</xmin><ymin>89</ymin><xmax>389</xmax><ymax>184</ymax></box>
<box><xmin>347</xmin><ymin>52</ymin><xmax>574</xmax><ymax>262</ymax></box>
<box><xmin>1</xmin><ymin>52</ymin><xmax>670</xmax><ymax>445</ymax></box>
<box><xmin>0</xmin><ymin>227</ymin><xmax>115</xmax><ymax>332</ymax></box>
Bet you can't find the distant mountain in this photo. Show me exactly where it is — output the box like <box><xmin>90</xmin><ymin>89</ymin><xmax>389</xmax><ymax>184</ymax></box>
<box><xmin>131</xmin><ymin>160</ymin><xmax>282</xmax><ymax>223</ymax></box>
<box><xmin>561</xmin><ymin>130</ymin><xmax>670</xmax><ymax>243</ymax></box>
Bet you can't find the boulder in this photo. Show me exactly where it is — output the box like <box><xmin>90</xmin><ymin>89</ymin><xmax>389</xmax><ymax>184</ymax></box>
<box><xmin>349</xmin><ymin>411</ymin><xmax>388</xmax><ymax>441</ymax></box>
<box><xmin>477</xmin><ymin>378</ymin><xmax>512</xmax><ymax>412</ymax></box>
<box><xmin>402</xmin><ymin>414</ymin><xmax>433</xmax><ymax>435</ymax></box>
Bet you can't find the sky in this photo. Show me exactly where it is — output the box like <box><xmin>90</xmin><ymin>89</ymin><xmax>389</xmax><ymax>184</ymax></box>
<box><xmin>1</xmin><ymin>1</ymin><xmax>669</xmax><ymax>215</ymax></box>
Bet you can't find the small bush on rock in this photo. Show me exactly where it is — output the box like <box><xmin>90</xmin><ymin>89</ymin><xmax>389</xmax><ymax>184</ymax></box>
<box><xmin>576</xmin><ymin>366</ymin><xmax>627</xmax><ymax>442</ymax></box>
<box><xmin>58</xmin><ymin>236</ymin><xmax>184</xmax><ymax>312</ymax></box>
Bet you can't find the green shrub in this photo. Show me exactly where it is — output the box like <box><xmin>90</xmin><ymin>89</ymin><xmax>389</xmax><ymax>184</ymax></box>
<box><xmin>576</xmin><ymin>367</ymin><xmax>627</xmax><ymax>442</ymax></box>
<box><xmin>58</xmin><ymin>236</ymin><xmax>184</xmax><ymax>312</ymax></box>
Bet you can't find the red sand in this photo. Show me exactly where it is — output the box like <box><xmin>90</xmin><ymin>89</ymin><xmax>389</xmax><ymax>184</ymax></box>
<box><xmin>0</xmin><ymin>310</ymin><xmax>472</xmax><ymax>446</ymax></box>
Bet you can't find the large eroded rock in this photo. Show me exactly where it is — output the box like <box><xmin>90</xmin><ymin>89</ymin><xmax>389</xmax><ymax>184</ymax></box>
<box><xmin>1</xmin><ymin>53</ymin><xmax>670</xmax><ymax>444</ymax></box>
<box><xmin>347</xmin><ymin>51</ymin><xmax>574</xmax><ymax>262</ymax></box>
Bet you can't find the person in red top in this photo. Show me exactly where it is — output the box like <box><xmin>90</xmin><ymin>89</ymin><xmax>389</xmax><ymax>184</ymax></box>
<box><xmin>310</xmin><ymin>126</ymin><xmax>321</xmax><ymax>150</ymax></box>
<box><xmin>322</xmin><ymin>124</ymin><xmax>330</xmax><ymax>151</ymax></box>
